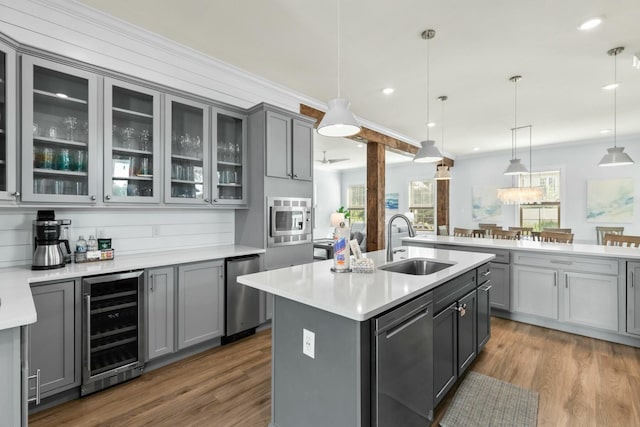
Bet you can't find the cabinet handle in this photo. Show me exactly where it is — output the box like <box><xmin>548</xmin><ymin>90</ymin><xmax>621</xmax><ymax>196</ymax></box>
<box><xmin>631</xmin><ymin>271</ymin><xmax>635</xmax><ymax>288</ymax></box>
<box><xmin>565</xmin><ymin>272</ymin><xmax>568</xmax><ymax>288</ymax></box>
<box><xmin>451</xmin><ymin>303</ymin><xmax>467</xmax><ymax>317</ymax></box>
<box><xmin>150</xmin><ymin>275</ymin><xmax>154</xmax><ymax>292</ymax></box>
<box><xmin>293</xmin><ymin>174</ymin><xmax>298</xmax><ymax>178</ymax></box>
<box><xmin>479</xmin><ymin>280</ymin><xmax>492</xmax><ymax>292</ymax></box>
<box><xmin>553</xmin><ymin>272</ymin><xmax>557</xmax><ymax>287</ymax></box>
<box><xmin>213</xmin><ymin>199</ymin><xmax>218</xmax><ymax>203</ymax></box>
<box><xmin>204</xmin><ymin>198</ymin><xmax>210</xmax><ymax>203</ymax></box>
<box><xmin>105</xmin><ymin>195</ymin><xmax>111</xmax><ymax>200</ymax></box>
<box><xmin>287</xmin><ymin>173</ymin><xmax>292</xmax><ymax>177</ymax></box>
<box><xmin>27</xmin><ymin>368</ymin><xmax>41</xmax><ymax>405</ymax></box>
<box><xmin>220</xmin><ymin>268</ymin><xmax>223</xmax><ymax>279</ymax></box>
<box><xmin>90</xmin><ymin>195</ymin><xmax>96</xmax><ymax>201</ymax></box>
<box><xmin>85</xmin><ymin>295</ymin><xmax>91</xmax><ymax>374</ymax></box>
<box><xmin>11</xmin><ymin>191</ymin><xmax>20</xmax><ymax>199</ymax></box>
<box><xmin>481</xmin><ymin>270</ymin><xmax>491</xmax><ymax>277</ymax></box>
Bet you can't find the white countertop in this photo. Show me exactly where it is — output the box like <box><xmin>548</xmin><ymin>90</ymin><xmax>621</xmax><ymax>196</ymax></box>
<box><xmin>0</xmin><ymin>245</ymin><xmax>264</xmax><ymax>331</ymax></box>
<box><xmin>403</xmin><ymin>235</ymin><xmax>640</xmax><ymax>259</ymax></box>
<box><xmin>237</xmin><ymin>247</ymin><xmax>494</xmax><ymax>321</ymax></box>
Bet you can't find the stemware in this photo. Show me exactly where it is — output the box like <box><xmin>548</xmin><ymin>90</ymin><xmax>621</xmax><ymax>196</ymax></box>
<box><xmin>62</xmin><ymin>116</ymin><xmax>78</xmax><ymax>141</ymax></box>
<box><xmin>122</xmin><ymin>127</ymin><xmax>135</xmax><ymax>149</ymax></box>
<box><xmin>140</xmin><ymin>129</ymin><xmax>151</xmax><ymax>152</ymax></box>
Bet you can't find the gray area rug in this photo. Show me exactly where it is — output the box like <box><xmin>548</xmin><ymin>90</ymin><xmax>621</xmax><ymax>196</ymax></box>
<box><xmin>440</xmin><ymin>371</ymin><xmax>539</xmax><ymax>427</ymax></box>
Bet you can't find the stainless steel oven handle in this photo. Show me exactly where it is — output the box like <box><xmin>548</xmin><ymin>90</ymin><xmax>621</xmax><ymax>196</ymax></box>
<box><xmin>85</xmin><ymin>294</ymin><xmax>91</xmax><ymax>374</ymax></box>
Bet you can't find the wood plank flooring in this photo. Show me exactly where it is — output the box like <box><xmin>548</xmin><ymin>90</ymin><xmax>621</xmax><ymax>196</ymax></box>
<box><xmin>30</xmin><ymin>317</ymin><xmax>640</xmax><ymax>427</ymax></box>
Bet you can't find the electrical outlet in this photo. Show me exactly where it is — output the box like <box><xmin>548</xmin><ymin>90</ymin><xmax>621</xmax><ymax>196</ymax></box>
<box><xmin>152</xmin><ymin>225</ymin><xmax>160</xmax><ymax>237</ymax></box>
<box><xmin>303</xmin><ymin>328</ymin><xmax>315</xmax><ymax>359</ymax></box>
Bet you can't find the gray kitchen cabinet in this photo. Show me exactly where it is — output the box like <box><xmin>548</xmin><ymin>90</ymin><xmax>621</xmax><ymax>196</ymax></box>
<box><xmin>433</xmin><ymin>302</ymin><xmax>457</xmax><ymax>406</ymax></box>
<box><xmin>0</xmin><ymin>35</ymin><xmax>18</xmax><ymax>202</ymax></box>
<box><xmin>628</xmin><ymin>262</ymin><xmax>640</xmax><ymax>336</ymax></box>
<box><xmin>265</xmin><ymin>110</ymin><xmax>313</xmax><ymax>181</ymax></box>
<box><xmin>103</xmin><ymin>78</ymin><xmax>162</xmax><ymax>204</ymax></box>
<box><xmin>488</xmin><ymin>262</ymin><xmax>510</xmax><ymax>310</ymax></box>
<box><xmin>512</xmin><ymin>264</ymin><xmax>558</xmax><ymax>319</ymax></box>
<box><xmin>21</xmin><ymin>55</ymin><xmax>99</xmax><ymax>203</ymax></box>
<box><xmin>146</xmin><ymin>267</ymin><xmax>175</xmax><ymax>360</ymax></box>
<box><xmin>211</xmin><ymin>107</ymin><xmax>248</xmax><ymax>206</ymax></box>
<box><xmin>177</xmin><ymin>260</ymin><xmax>225</xmax><ymax>350</ymax></box>
<box><xmin>258</xmin><ymin>291</ymin><xmax>274</xmax><ymax>324</ymax></box>
<box><xmin>28</xmin><ymin>280</ymin><xmax>81</xmax><ymax>403</ymax></box>
<box><xmin>457</xmin><ymin>289</ymin><xmax>477</xmax><ymax>375</ymax></box>
<box><xmin>564</xmin><ymin>271</ymin><xmax>618</xmax><ymax>331</ymax></box>
<box><xmin>477</xmin><ymin>276</ymin><xmax>491</xmax><ymax>352</ymax></box>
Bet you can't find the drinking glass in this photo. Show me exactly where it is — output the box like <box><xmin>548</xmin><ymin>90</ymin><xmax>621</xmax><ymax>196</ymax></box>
<box><xmin>139</xmin><ymin>157</ymin><xmax>150</xmax><ymax>175</ymax></box>
<box><xmin>57</xmin><ymin>148</ymin><xmax>71</xmax><ymax>171</ymax></box>
<box><xmin>62</xmin><ymin>116</ymin><xmax>78</xmax><ymax>141</ymax></box>
<box><xmin>73</xmin><ymin>150</ymin><xmax>86</xmax><ymax>172</ymax></box>
<box><xmin>54</xmin><ymin>179</ymin><xmax>65</xmax><ymax>195</ymax></box>
<box><xmin>235</xmin><ymin>143</ymin><xmax>241</xmax><ymax>163</ymax></box>
<box><xmin>122</xmin><ymin>127</ymin><xmax>135</xmax><ymax>149</ymax></box>
<box><xmin>42</xmin><ymin>148</ymin><xmax>54</xmax><ymax>169</ymax></box>
<box><xmin>33</xmin><ymin>123</ymin><xmax>40</xmax><ymax>137</ymax></box>
<box><xmin>48</xmin><ymin>126</ymin><xmax>59</xmax><ymax>140</ymax></box>
<box><xmin>33</xmin><ymin>146</ymin><xmax>43</xmax><ymax>168</ymax></box>
<box><xmin>140</xmin><ymin>129</ymin><xmax>151</xmax><ymax>152</ymax></box>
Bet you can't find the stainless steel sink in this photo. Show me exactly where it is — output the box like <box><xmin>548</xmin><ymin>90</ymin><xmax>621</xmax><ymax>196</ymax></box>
<box><xmin>379</xmin><ymin>258</ymin><xmax>455</xmax><ymax>275</ymax></box>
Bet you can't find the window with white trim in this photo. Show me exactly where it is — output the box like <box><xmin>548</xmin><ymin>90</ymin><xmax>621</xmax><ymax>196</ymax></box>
<box><xmin>347</xmin><ymin>185</ymin><xmax>366</xmax><ymax>224</ymax></box>
<box><xmin>519</xmin><ymin>170</ymin><xmax>561</xmax><ymax>230</ymax></box>
<box><xmin>408</xmin><ymin>180</ymin><xmax>435</xmax><ymax>231</ymax></box>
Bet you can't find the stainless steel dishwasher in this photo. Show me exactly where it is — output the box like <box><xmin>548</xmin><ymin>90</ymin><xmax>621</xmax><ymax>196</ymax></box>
<box><xmin>373</xmin><ymin>291</ymin><xmax>434</xmax><ymax>426</ymax></box>
<box><xmin>223</xmin><ymin>255</ymin><xmax>263</xmax><ymax>342</ymax></box>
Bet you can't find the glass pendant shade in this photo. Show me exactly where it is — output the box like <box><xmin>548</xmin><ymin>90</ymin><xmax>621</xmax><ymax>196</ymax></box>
<box><xmin>497</xmin><ymin>186</ymin><xmax>543</xmax><ymax>204</ymax></box>
<box><xmin>317</xmin><ymin>98</ymin><xmax>361</xmax><ymax>137</ymax></box>
<box><xmin>598</xmin><ymin>146</ymin><xmax>634</xmax><ymax>167</ymax></box>
<box><xmin>434</xmin><ymin>165</ymin><xmax>451</xmax><ymax>180</ymax></box>
<box><xmin>413</xmin><ymin>140</ymin><xmax>443</xmax><ymax>163</ymax></box>
<box><xmin>503</xmin><ymin>158</ymin><xmax>528</xmax><ymax>175</ymax></box>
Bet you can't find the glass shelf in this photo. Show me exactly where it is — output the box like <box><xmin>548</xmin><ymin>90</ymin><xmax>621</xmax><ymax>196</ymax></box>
<box><xmin>113</xmin><ymin>107</ymin><xmax>153</xmax><ymax>119</ymax></box>
<box><xmin>34</xmin><ymin>89</ymin><xmax>87</xmax><ymax>105</ymax></box>
<box><xmin>34</xmin><ymin>168</ymin><xmax>87</xmax><ymax>177</ymax></box>
<box><xmin>33</xmin><ymin>136</ymin><xmax>87</xmax><ymax>147</ymax></box>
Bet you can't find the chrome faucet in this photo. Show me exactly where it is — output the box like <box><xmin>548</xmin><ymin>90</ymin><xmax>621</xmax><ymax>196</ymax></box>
<box><xmin>386</xmin><ymin>214</ymin><xmax>417</xmax><ymax>262</ymax></box>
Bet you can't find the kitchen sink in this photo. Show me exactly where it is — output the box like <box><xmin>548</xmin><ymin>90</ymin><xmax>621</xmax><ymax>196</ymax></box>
<box><xmin>379</xmin><ymin>258</ymin><xmax>455</xmax><ymax>275</ymax></box>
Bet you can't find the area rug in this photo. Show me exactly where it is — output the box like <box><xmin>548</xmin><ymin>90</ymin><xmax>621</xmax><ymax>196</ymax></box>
<box><xmin>440</xmin><ymin>371</ymin><xmax>539</xmax><ymax>427</ymax></box>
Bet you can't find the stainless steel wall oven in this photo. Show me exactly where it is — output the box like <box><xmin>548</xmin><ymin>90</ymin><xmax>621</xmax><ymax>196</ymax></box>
<box><xmin>81</xmin><ymin>271</ymin><xmax>145</xmax><ymax>396</ymax></box>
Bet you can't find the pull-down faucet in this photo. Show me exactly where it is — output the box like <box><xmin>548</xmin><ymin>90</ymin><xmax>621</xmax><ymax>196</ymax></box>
<box><xmin>386</xmin><ymin>214</ymin><xmax>417</xmax><ymax>262</ymax></box>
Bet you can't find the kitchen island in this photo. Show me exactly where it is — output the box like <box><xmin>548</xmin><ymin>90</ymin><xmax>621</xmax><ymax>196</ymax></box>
<box><xmin>238</xmin><ymin>246</ymin><xmax>494</xmax><ymax>427</ymax></box>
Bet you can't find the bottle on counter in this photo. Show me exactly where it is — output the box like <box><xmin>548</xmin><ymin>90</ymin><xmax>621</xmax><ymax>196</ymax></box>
<box><xmin>76</xmin><ymin>235</ymin><xmax>87</xmax><ymax>253</ymax></box>
<box><xmin>87</xmin><ymin>235</ymin><xmax>98</xmax><ymax>252</ymax></box>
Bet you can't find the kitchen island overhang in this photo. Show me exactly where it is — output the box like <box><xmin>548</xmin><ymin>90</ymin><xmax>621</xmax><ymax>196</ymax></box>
<box><xmin>238</xmin><ymin>247</ymin><xmax>494</xmax><ymax>427</ymax></box>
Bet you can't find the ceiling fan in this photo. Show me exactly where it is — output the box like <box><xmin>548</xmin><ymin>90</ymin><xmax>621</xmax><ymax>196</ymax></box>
<box><xmin>316</xmin><ymin>150</ymin><xmax>349</xmax><ymax>164</ymax></box>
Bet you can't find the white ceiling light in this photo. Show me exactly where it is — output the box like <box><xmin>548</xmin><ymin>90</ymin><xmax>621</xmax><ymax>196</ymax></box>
<box><xmin>503</xmin><ymin>75</ymin><xmax>528</xmax><ymax>175</ymax></box>
<box><xmin>427</xmin><ymin>122</ymin><xmax>436</xmax><ymax>127</ymax></box>
<box><xmin>599</xmin><ymin>46</ymin><xmax>635</xmax><ymax>167</ymax></box>
<box><xmin>382</xmin><ymin>87</ymin><xmax>395</xmax><ymax>95</ymax></box>
<box><xmin>317</xmin><ymin>0</ymin><xmax>361</xmax><ymax>138</ymax></box>
<box><xmin>633</xmin><ymin>52</ymin><xmax>640</xmax><ymax>69</ymax></box>
<box><xmin>602</xmin><ymin>82</ymin><xmax>619</xmax><ymax>90</ymax></box>
<box><xmin>473</xmin><ymin>147</ymin><xmax>480</xmax><ymax>151</ymax></box>
<box><xmin>578</xmin><ymin>17</ymin><xmax>602</xmax><ymax>31</ymax></box>
<box><xmin>600</xmin><ymin>129</ymin><xmax>611</xmax><ymax>134</ymax></box>
<box><xmin>414</xmin><ymin>29</ymin><xmax>443</xmax><ymax>164</ymax></box>
<box><xmin>498</xmin><ymin>125</ymin><xmax>543</xmax><ymax>204</ymax></box>
<box><xmin>434</xmin><ymin>95</ymin><xmax>451</xmax><ymax>180</ymax></box>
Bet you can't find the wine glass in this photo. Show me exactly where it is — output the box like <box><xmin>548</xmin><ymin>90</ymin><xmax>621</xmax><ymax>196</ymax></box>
<box><xmin>62</xmin><ymin>116</ymin><xmax>78</xmax><ymax>141</ymax></box>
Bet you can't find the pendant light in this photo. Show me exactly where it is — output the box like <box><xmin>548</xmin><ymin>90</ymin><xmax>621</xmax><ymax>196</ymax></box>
<box><xmin>414</xmin><ymin>29</ymin><xmax>443</xmax><ymax>163</ymax></box>
<box><xmin>598</xmin><ymin>46</ymin><xmax>634</xmax><ymax>167</ymax></box>
<box><xmin>317</xmin><ymin>0</ymin><xmax>361</xmax><ymax>138</ymax></box>
<box><xmin>434</xmin><ymin>95</ymin><xmax>451</xmax><ymax>180</ymax></box>
<box><xmin>503</xmin><ymin>75</ymin><xmax>528</xmax><ymax>175</ymax></box>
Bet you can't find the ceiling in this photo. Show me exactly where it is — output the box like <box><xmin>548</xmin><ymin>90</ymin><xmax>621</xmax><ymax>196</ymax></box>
<box><xmin>77</xmin><ymin>0</ymin><xmax>640</xmax><ymax>169</ymax></box>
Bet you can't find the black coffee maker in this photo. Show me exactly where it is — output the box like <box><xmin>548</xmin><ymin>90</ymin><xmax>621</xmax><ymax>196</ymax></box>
<box><xmin>32</xmin><ymin>210</ymin><xmax>71</xmax><ymax>270</ymax></box>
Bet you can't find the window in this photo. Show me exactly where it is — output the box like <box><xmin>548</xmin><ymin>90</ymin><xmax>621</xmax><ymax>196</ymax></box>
<box><xmin>519</xmin><ymin>170</ymin><xmax>561</xmax><ymax>231</ymax></box>
<box><xmin>409</xmin><ymin>180</ymin><xmax>435</xmax><ymax>231</ymax></box>
<box><xmin>347</xmin><ymin>185</ymin><xmax>366</xmax><ymax>224</ymax></box>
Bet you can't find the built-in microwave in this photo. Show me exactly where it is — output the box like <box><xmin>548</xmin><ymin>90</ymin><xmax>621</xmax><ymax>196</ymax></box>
<box><xmin>268</xmin><ymin>196</ymin><xmax>312</xmax><ymax>247</ymax></box>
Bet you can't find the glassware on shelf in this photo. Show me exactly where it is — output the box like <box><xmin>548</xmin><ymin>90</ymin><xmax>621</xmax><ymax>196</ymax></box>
<box><xmin>122</xmin><ymin>127</ymin><xmax>135</xmax><ymax>149</ymax></box>
<box><xmin>72</xmin><ymin>150</ymin><xmax>86</xmax><ymax>172</ymax></box>
<box><xmin>48</xmin><ymin>126</ymin><xmax>59</xmax><ymax>140</ymax></box>
<box><xmin>57</xmin><ymin>148</ymin><xmax>70</xmax><ymax>171</ymax></box>
<box><xmin>33</xmin><ymin>123</ymin><xmax>40</xmax><ymax>137</ymax></box>
<box><xmin>139</xmin><ymin>157</ymin><xmax>150</xmax><ymax>175</ymax></box>
<box><xmin>62</xmin><ymin>116</ymin><xmax>78</xmax><ymax>141</ymax></box>
<box><xmin>235</xmin><ymin>143</ymin><xmax>241</xmax><ymax>163</ymax></box>
<box><xmin>42</xmin><ymin>147</ymin><xmax>54</xmax><ymax>169</ymax></box>
<box><xmin>139</xmin><ymin>129</ymin><xmax>151</xmax><ymax>152</ymax></box>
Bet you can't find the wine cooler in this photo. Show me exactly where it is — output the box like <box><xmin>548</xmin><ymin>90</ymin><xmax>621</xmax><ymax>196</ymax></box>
<box><xmin>81</xmin><ymin>271</ymin><xmax>145</xmax><ymax>396</ymax></box>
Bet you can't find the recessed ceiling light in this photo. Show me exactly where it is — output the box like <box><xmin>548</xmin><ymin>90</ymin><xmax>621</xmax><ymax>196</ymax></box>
<box><xmin>578</xmin><ymin>17</ymin><xmax>603</xmax><ymax>31</ymax></box>
<box><xmin>602</xmin><ymin>82</ymin><xmax>619</xmax><ymax>90</ymax></box>
<box><xmin>633</xmin><ymin>53</ymin><xmax>640</xmax><ymax>70</ymax></box>
<box><xmin>382</xmin><ymin>87</ymin><xmax>395</xmax><ymax>95</ymax></box>
<box><xmin>473</xmin><ymin>147</ymin><xmax>480</xmax><ymax>151</ymax></box>
<box><xmin>356</xmin><ymin>143</ymin><xmax>364</xmax><ymax>148</ymax></box>
<box><xmin>55</xmin><ymin>92</ymin><xmax>69</xmax><ymax>99</ymax></box>
<box><xmin>427</xmin><ymin>122</ymin><xmax>436</xmax><ymax>128</ymax></box>
<box><xmin>600</xmin><ymin>129</ymin><xmax>612</xmax><ymax>134</ymax></box>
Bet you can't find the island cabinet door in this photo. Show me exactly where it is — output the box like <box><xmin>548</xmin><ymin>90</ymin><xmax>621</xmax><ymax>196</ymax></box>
<box><xmin>563</xmin><ymin>271</ymin><xmax>618</xmax><ymax>332</ymax></box>
<box><xmin>512</xmin><ymin>265</ymin><xmax>559</xmax><ymax>320</ymax></box>
<box><xmin>177</xmin><ymin>260</ymin><xmax>224</xmax><ymax>350</ymax></box>
<box><xmin>433</xmin><ymin>303</ymin><xmax>457</xmax><ymax>406</ymax></box>
<box><xmin>457</xmin><ymin>289</ymin><xmax>477</xmax><ymax>375</ymax></box>
<box><xmin>477</xmin><ymin>282</ymin><xmax>491</xmax><ymax>352</ymax></box>
<box><xmin>488</xmin><ymin>262</ymin><xmax>510</xmax><ymax>311</ymax></box>
<box><xmin>627</xmin><ymin>262</ymin><xmax>640</xmax><ymax>336</ymax></box>
<box><xmin>146</xmin><ymin>267</ymin><xmax>175</xmax><ymax>360</ymax></box>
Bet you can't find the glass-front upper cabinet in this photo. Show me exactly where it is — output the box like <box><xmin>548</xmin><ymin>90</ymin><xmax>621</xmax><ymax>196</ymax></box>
<box><xmin>212</xmin><ymin>107</ymin><xmax>247</xmax><ymax>206</ymax></box>
<box><xmin>21</xmin><ymin>56</ymin><xmax>98</xmax><ymax>203</ymax></box>
<box><xmin>104</xmin><ymin>78</ymin><xmax>161</xmax><ymax>203</ymax></box>
<box><xmin>164</xmin><ymin>95</ymin><xmax>209</xmax><ymax>204</ymax></box>
<box><xmin>0</xmin><ymin>38</ymin><xmax>17</xmax><ymax>201</ymax></box>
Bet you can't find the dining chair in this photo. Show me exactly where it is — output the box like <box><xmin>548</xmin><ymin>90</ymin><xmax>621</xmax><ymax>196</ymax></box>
<box><xmin>491</xmin><ymin>229</ymin><xmax>520</xmax><ymax>240</ymax></box>
<box><xmin>602</xmin><ymin>233</ymin><xmax>640</xmax><ymax>248</ymax></box>
<box><xmin>453</xmin><ymin>227</ymin><xmax>474</xmax><ymax>237</ymax></box>
<box><xmin>472</xmin><ymin>229</ymin><xmax>488</xmax><ymax>238</ymax></box>
<box><xmin>540</xmin><ymin>231</ymin><xmax>574</xmax><ymax>243</ymax></box>
<box><xmin>596</xmin><ymin>226</ymin><xmax>624</xmax><ymax>245</ymax></box>
<box><xmin>478</xmin><ymin>223</ymin><xmax>498</xmax><ymax>229</ymax></box>
<box><xmin>509</xmin><ymin>227</ymin><xmax>533</xmax><ymax>239</ymax></box>
<box><xmin>531</xmin><ymin>231</ymin><xmax>541</xmax><ymax>241</ymax></box>
<box><xmin>543</xmin><ymin>228</ymin><xmax>572</xmax><ymax>234</ymax></box>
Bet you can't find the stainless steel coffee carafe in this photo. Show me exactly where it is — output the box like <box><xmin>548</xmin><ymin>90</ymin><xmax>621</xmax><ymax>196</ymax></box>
<box><xmin>32</xmin><ymin>210</ymin><xmax>71</xmax><ymax>270</ymax></box>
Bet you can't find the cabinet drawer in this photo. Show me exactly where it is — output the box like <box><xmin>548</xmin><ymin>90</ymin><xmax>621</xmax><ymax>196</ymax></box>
<box><xmin>436</xmin><ymin>245</ymin><xmax>510</xmax><ymax>264</ymax></box>
<box><xmin>477</xmin><ymin>263</ymin><xmax>491</xmax><ymax>284</ymax></box>
<box><xmin>434</xmin><ymin>270</ymin><xmax>476</xmax><ymax>314</ymax></box>
<box><xmin>512</xmin><ymin>252</ymin><xmax>619</xmax><ymax>275</ymax></box>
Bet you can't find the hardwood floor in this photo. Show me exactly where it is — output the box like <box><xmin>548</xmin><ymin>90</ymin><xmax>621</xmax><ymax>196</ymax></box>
<box><xmin>30</xmin><ymin>317</ymin><xmax>640</xmax><ymax>427</ymax></box>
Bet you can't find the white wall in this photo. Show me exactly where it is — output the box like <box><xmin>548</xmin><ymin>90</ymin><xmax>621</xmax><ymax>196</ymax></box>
<box><xmin>313</xmin><ymin>169</ymin><xmax>342</xmax><ymax>239</ymax></box>
<box><xmin>450</xmin><ymin>136</ymin><xmax>640</xmax><ymax>243</ymax></box>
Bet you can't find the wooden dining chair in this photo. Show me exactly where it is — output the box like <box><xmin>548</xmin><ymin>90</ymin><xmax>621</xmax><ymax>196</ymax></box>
<box><xmin>602</xmin><ymin>233</ymin><xmax>640</xmax><ymax>248</ymax></box>
<box><xmin>531</xmin><ymin>231</ymin><xmax>541</xmax><ymax>241</ymax></box>
<box><xmin>453</xmin><ymin>227</ymin><xmax>474</xmax><ymax>237</ymax></box>
<box><xmin>509</xmin><ymin>227</ymin><xmax>533</xmax><ymax>239</ymax></box>
<box><xmin>491</xmin><ymin>229</ymin><xmax>520</xmax><ymax>240</ymax></box>
<box><xmin>596</xmin><ymin>226</ymin><xmax>624</xmax><ymax>245</ymax></box>
<box><xmin>472</xmin><ymin>229</ymin><xmax>488</xmax><ymax>238</ymax></box>
<box><xmin>540</xmin><ymin>231</ymin><xmax>574</xmax><ymax>243</ymax></box>
<box><xmin>543</xmin><ymin>228</ymin><xmax>572</xmax><ymax>234</ymax></box>
<box><xmin>478</xmin><ymin>223</ymin><xmax>498</xmax><ymax>229</ymax></box>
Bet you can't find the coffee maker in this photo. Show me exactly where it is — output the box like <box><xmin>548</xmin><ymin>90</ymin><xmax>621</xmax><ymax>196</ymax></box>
<box><xmin>32</xmin><ymin>210</ymin><xmax>71</xmax><ymax>270</ymax></box>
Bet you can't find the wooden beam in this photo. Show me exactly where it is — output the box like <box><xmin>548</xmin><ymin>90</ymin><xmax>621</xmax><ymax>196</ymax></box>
<box><xmin>437</xmin><ymin>179</ymin><xmax>450</xmax><ymax>235</ymax></box>
<box><xmin>366</xmin><ymin>142</ymin><xmax>386</xmax><ymax>251</ymax></box>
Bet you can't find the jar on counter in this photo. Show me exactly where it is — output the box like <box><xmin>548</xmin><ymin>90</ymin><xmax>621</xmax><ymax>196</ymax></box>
<box><xmin>76</xmin><ymin>235</ymin><xmax>87</xmax><ymax>253</ymax></box>
<box><xmin>87</xmin><ymin>235</ymin><xmax>98</xmax><ymax>252</ymax></box>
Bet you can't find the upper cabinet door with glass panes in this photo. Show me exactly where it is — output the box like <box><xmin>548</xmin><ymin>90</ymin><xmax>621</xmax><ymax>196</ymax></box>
<box><xmin>0</xmin><ymin>37</ymin><xmax>17</xmax><ymax>202</ymax></box>
<box><xmin>104</xmin><ymin>79</ymin><xmax>161</xmax><ymax>203</ymax></box>
<box><xmin>21</xmin><ymin>57</ymin><xmax>98</xmax><ymax>203</ymax></box>
<box><xmin>164</xmin><ymin>95</ymin><xmax>209</xmax><ymax>204</ymax></box>
<box><xmin>212</xmin><ymin>107</ymin><xmax>246</xmax><ymax>205</ymax></box>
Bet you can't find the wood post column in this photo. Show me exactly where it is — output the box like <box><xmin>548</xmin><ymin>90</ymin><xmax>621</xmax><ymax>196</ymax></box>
<box><xmin>366</xmin><ymin>142</ymin><xmax>385</xmax><ymax>251</ymax></box>
<box><xmin>437</xmin><ymin>179</ymin><xmax>450</xmax><ymax>234</ymax></box>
